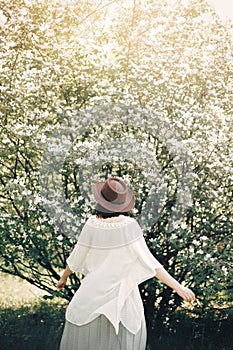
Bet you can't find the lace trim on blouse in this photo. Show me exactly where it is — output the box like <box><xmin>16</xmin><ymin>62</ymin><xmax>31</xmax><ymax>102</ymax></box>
<box><xmin>77</xmin><ymin>215</ymin><xmax>143</xmax><ymax>249</ymax></box>
<box><xmin>87</xmin><ymin>215</ymin><xmax>134</xmax><ymax>229</ymax></box>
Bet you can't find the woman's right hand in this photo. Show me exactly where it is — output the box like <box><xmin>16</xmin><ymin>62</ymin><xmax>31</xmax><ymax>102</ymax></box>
<box><xmin>56</xmin><ymin>277</ymin><xmax>67</xmax><ymax>290</ymax></box>
<box><xmin>176</xmin><ymin>286</ymin><xmax>196</xmax><ymax>302</ymax></box>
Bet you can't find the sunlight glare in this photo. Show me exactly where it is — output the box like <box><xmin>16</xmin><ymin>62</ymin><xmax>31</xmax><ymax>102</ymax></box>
<box><xmin>207</xmin><ymin>0</ymin><xmax>233</xmax><ymax>20</ymax></box>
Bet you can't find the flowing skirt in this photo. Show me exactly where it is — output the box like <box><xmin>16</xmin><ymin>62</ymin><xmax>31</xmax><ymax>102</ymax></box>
<box><xmin>59</xmin><ymin>314</ymin><xmax>147</xmax><ymax>350</ymax></box>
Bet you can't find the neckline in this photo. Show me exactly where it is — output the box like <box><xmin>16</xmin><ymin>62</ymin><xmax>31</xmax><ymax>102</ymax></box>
<box><xmin>87</xmin><ymin>215</ymin><xmax>134</xmax><ymax>229</ymax></box>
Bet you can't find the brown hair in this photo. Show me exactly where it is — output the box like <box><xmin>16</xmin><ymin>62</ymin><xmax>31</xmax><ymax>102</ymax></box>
<box><xmin>95</xmin><ymin>203</ymin><xmax>129</xmax><ymax>219</ymax></box>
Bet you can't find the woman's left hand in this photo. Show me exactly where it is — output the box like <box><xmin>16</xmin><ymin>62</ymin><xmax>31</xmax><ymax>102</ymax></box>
<box><xmin>176</xmin><ymin>286</ymin><xmax>196</xmax><ymax>302</ymax></box>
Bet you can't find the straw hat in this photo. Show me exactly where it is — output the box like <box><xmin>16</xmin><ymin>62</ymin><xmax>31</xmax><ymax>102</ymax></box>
<box><xmin>92</xmin><ymin>177</ymin><xmax>135</xmax><ymax>212</ymax></box>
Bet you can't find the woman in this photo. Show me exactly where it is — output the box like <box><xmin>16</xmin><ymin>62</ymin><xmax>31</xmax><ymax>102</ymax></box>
<box><xmin>57</xmin><ymin>177</ymin><xmax>195</xmax><ymax>350</ymax></box>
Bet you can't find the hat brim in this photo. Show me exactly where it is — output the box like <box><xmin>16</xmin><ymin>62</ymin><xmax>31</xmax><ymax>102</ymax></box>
<box><xmin>92</xmin><ymin>181</ymin><xmax>135</xmax><ymax>213</ymax></box>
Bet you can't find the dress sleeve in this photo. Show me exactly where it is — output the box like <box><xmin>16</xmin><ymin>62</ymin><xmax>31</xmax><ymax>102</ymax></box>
<box><xmin>66</xmin><ymin>243</ymin><xmax>90</xmax><ymax>274</ymax></box>
<box><xmin>129</xmin><ymin>236</ymin><xmax>163</xmax><ymax>273</ymax></box>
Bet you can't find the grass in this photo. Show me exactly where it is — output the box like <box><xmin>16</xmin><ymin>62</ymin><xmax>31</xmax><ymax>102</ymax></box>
<box><xmin>0</xmin><ymin>273</ymin><xmax>232</xmax><ymax>350</ymax></box>
<box><xmin>0</xmin><ymin>300</ymin><xmax>66</xmax><ymax>350</ymax></box>
<box><xmin>0</xmin><ymin>273</ymin><xmax>67</xmax><ymax>350</ymax></box>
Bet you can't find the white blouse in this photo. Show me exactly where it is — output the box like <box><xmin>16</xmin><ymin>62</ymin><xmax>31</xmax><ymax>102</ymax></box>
<box><xmin>65</xmin><ymin>215</ymin><xmax>162</xmax><ymax>335</ymax></box>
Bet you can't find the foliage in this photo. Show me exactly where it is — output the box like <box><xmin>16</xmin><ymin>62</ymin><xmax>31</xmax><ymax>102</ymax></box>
<box><xmin>0</xmin><ymin>0</ymin><xmax>232</xmax><ymax>331</ymax></box>
<box><xmin>0</xmin><ymin>299</ymin><xmax>65</xmax><ymax>350</ymax></box>
<box><xmin>0</xmin><ymin>297</ymin><xmax>232</xmax><ymax>350</ymax></box>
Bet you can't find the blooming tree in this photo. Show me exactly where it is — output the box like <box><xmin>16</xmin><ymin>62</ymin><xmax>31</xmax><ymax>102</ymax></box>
<box><xmin>0</xmin><ymin>0</ymin><xmax>232</xmax><ymax>332</ymax></box>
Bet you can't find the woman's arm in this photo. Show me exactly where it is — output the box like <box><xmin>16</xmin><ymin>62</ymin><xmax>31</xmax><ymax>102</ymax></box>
<box><xmin>56</xmin><ymin>265</ymin><xmax>73</xmax><ymax>290</ymax></box>
<box><xmin>155</xmin><ymin>267</ymin><xmax>195</xmax><ymax>302</ymax></box>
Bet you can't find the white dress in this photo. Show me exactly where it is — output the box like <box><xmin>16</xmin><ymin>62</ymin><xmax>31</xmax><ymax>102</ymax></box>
<box><xmin>59</xmin><ymin>215</ymin><xmax>163</xmax><ymax>350</ymax></box>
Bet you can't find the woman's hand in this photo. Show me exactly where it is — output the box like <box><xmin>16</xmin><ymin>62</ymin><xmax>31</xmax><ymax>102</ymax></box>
<box><xmin>176</xmin><ymin>286</ymin><xmax>196</xmax><ymax>302</ymax></box>
<box><xmin>56</xmin><ymin>265</ymin><xmax>73</xmax><ymax>290</ymax></box>
<box><xmin>56</xmin><ymin>277</ymin><xmax>67</xmax><ymax>290</ymax></box>
<box><xmin>155</xmin><ymin>268</ymin><xmax>196</xmax><ymax>302</ymax></box>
